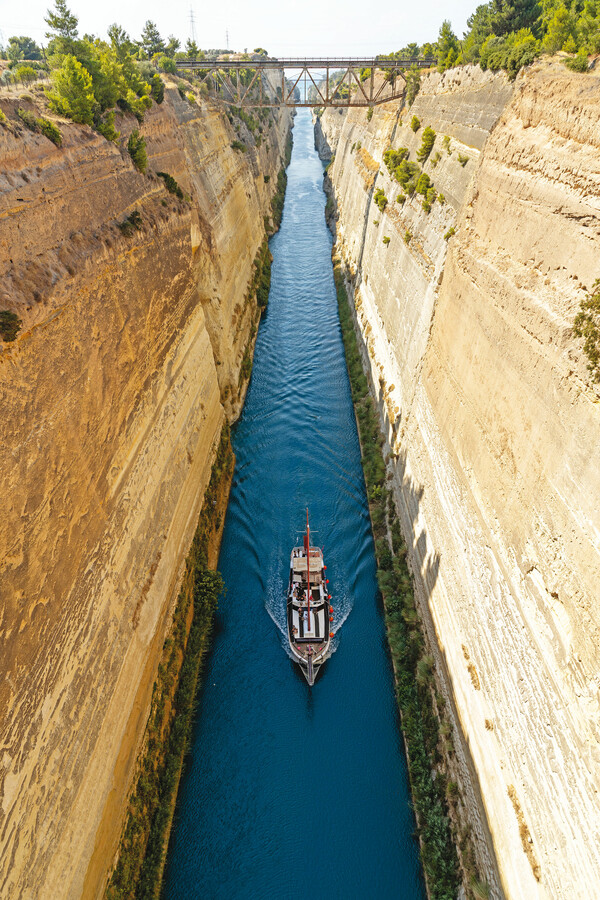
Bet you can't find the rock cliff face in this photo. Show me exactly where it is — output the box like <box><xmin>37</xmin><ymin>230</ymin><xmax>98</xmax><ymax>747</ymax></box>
<box><xmin>321</xmin><ymin>62</ymin><xmax>600</xmax><ymax>899</ymax></box>
<box><xmin>0</xmin><ymin>84</ymin><xmax>291</xmax><ymax>897</ymax></box>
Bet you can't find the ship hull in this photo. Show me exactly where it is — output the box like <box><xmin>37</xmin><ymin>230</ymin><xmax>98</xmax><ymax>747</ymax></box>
<box><xmin>286</xmin><ymin>541</ymin><xmax>332</xmax><ymax>685</ymax></box>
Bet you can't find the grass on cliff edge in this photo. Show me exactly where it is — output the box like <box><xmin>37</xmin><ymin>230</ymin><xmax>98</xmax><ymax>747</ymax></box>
<box><xmin>106</xmin><ymin>425</ymin><xmax>233</xmax><ymax>900</ymax></box>
<box><xmin>333</xmin><ymin>255</ymin><xmax>468</xmax><ymax>900</ymax></box>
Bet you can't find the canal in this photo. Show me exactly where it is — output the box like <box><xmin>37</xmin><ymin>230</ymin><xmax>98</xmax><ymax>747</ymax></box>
<box><xmin>163</xmin><ymin>109</ymin><xmax>425</xmax><ymax>899</ymax></box>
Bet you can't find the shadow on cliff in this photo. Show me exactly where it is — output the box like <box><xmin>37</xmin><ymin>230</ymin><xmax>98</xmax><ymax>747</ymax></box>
<box><xmin>393</xmin><ymin>445</ymin><xmax>441</xmax><ymax>601</ymax></box>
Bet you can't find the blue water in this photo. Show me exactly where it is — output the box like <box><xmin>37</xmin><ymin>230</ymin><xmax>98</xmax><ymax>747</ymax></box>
<box><xmin>163</xmin><ymin>110</ymin><xmax>425</xmax><ymax>900</ymax></box>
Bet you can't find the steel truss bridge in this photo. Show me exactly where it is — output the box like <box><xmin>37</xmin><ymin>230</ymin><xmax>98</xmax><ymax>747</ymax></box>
<box><xmin>175</xmin><ymin>57</ymin><xmax>434</xmax><ymax>108</ymax></box>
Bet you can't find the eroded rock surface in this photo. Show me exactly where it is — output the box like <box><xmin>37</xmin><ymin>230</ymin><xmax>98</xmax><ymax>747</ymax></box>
<box><xmin>322</xmin><ymin>62</ymin><xmax>600</xmax><ymax>899</ymax></box>
<box><xmin>0</xmin><ymin>85</ymin><xmax>291</xmax><ymax>897</ymax></box>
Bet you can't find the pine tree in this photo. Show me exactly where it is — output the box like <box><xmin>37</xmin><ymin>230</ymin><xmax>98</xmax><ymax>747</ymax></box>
<box><xmin>186</xmin><ymin>38</ymin><xmax>199</xmax><ymax>58</ymax></box>
<box><xmin>140</xmin><ymin>20</ymin><xmax>165</xmax><ymax>58</ymax></box>
<box><xmin>107</xmin><ymin>23</ymin><xmax>136</xmax><ymax>60</ymax></box>
<box><xmin>490</xmin><ymin>0</ymin><xmax>541</xmax><ymax>36</ymax></box>
<box><xmin>7</xmin><ymin>36</ymin><xmax>43</xmax><ymax>63</ymax></box>
<box><xmin>436</xmin><ymin>20</ymin><xmax>460</xmax><ymax>69</ymax></box>
<box><xmin>47</xmin><ymin>54</ymin><xmax>95</xmax><ymax>125</ymax></box>
<box><xmin>45</xmin><ymin>0</ymin><xmax>79</xmax><ymax>40</ymax></box>
<box><xmin>164</xmin><ymin>35</ymin><xmax>180</xmax><ymax>57</ymax></box>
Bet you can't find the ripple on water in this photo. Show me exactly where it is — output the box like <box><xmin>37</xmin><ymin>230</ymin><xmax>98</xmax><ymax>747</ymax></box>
<box><xmin>163</xmin><ymin>110</ymin><xmax>426</xmax><ymax>900</ymax></box>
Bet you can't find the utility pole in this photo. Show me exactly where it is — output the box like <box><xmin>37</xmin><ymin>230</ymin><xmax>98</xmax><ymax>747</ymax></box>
<box><xmin>226</xmin><ymin>28</ymin><xmax>229</xmax><ymax>51</ymax></box>
<box><xmin>189</xmin><ymin>7</ymin><xmax>197</xmax><ymax>44</ymax></box>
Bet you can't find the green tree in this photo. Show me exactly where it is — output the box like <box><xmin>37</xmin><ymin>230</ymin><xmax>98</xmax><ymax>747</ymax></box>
<box><xmin>127</xmin><ymin>129</ymin><xmax>147</xmax><ymax>172</ymax></box>
<box><xmin>490</xmin><ymin>0</ymin><xmax>541</xmax><ymax>36</ymax></box>
<box><xmin>47</xmin><ymin>54</ymin><xmax>95</xmax><ymax>124</ymax></box>
<box><xmin>14</xmin><ymin>65</ymin><xmax>37</xmax><ymax>83</ymax></box>
<box><xmin>164</xmin><ymin>35</ymin><xmax>181</xmax><ymax>57</ymax></box>
<box><xmin>462</xmin><ymin>4</ymin><xmax>493</xmax><ymax>61</ymax></box>
<box><xmin>151</xmin><ymin>73</ymin><xmax>165</xmax><ymax>103</ymax></box>
<box><xmin>437</xmin><ymin>19</ymin><xmax>460</xmax><ymax>69</ymax></box>
<box><xmin>7</xmin><ymin>36</ymin><xmax>43</xmax><ymax>63</ymax></box>
<box><xmin>140</xmin><ymin>20</ymin><xmax>165</xmax><ymax>58</ymax></box>
<box><xmin>78</xmin><ymin>40</ymin><xmax>125</xmax><ymax>111</ymax></box>
<box><xmin>417</xmin><ymin>126</ymin><xmax>436</xmax><ymax>162</ymax></box>
<box><xmin>542</xmin><ymin>2</ymin><xmax>575</xmax><ymax>49</ymax></box>
<box><xmin>0</xmin><ymin>311</ymin><xmax>22</xmax><ymax>342</ymax></box>
<box><xmin>159</xmin><ymin>55</ymin><xmax>177</xmax><ymax>73</ymax></box>
<box><xmin>479</xmin><ymin>27</ymin><xmax>539</xmax><ymax>77</ymax></box>
<box><xmin>575</xmin><ymin>1</ymin><xmax>600</xmax><ymax>54</ymax></box>
<box><xmin>107</xmin><ymin>23</ymin><xmax>136</xmax><ymax>59</ymax></box>
<box><xmin>574</xmin><ymin>279</ymin><xmax>600</xmax><ymax>382</ymax></box>
<box><xmin>405</xmin><ymin>64</ymin><xmax>421</xmax><ymax>105</ymax></box>
<box><xmin>402</xmin><ymin>42</ymin><xmax>420</xmax><ymax>58</ymax></box>
<box><xmin>45</xmin><ymin>0</ymin><xmax>79</xmax><ymax>43</ymax></box>
<box><xmin>186</xmin><ymin>38</ymin><xmax>200</xmax><ymax>58</ymax></box>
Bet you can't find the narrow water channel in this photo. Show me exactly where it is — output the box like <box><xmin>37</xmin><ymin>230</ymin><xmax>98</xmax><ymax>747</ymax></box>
<box><xmin>163</xmin><ymin>109</ymin><xmax>425</xmax><ymax>899</ymax></box>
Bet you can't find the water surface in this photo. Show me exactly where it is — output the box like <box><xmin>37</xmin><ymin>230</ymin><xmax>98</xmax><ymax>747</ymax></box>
<box><xmin>163</xmin><ymin>109</ymin><xmax>425</xmax><ymax>900</ymax></box>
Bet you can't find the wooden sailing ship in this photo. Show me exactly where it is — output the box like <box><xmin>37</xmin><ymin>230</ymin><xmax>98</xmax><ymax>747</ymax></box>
<box><xmin>286</xmin><ymin>510</ymin><xmax>333</xmax><ymax>685</ymax></box>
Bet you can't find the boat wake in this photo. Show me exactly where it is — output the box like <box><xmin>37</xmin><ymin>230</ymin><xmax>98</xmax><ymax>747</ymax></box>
<box><xmin>264</xmin><ymin>567</ymin><xmax>353</xmax><ymax>662</ymax></box>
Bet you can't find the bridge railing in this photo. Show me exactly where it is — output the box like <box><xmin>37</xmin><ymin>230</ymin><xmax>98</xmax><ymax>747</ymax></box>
<box><xmin>177</xmin><ymin>57</ymin><xmax>435</xmax><ymax>69</ymax></box>
<box><xmin>173</xmin><ymin>57</ymin><xmax>435</xmax><ymax>108</ymax></box>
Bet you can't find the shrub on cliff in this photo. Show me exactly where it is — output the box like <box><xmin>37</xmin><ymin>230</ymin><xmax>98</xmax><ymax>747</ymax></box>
<box><xmin>410</xmin><ymin>114</ymin><xmax>420</xmax><ymax>132</ymax></box>
<box><xmin>564</xmin><ymin>50</ymin><xmax>590</xmax><ymax>71</ymax></box>
<box><xmin>383</xmin><ymin>146</ymin><xmax>408</xmax><ymax>175</ymax></box>
<box><xmin>96</xmin><ymin>110</ymin><xmax>120</xmax><ymax>142</ymax></box>
<box><xmin>416</xmin><ymin>126</ymin><xmax>436</xmax><ymax>163</ymax></box>
<box><xmin>158</xmin><ymin>55</ymin><xmax>177</xmax><ymax>74</ymax></box>
<box><xmin>393</xmin><ymin>159</ymin><xmax>421</xmax><ymax>194</ymax></box>
<box><xmin>127</xmin><ymin>129</ymin><xmax>147</xmax><ymax>172</ymax></box>
<box><xmin>157</xmin><ymin>171</ymin><xmax>184</xmax><ymax>199</ymax></box>
<box><xmin>405</xmin><ymin>64</ymin><xmax>421</xmax><ymax>106</ymax></box>
<box><xmin>374</xmin><ymin>187</ymin><xmax>388</xmax><ymax>212</ymax></box>
<box><xmin>573</xmin><ymin>278</ymin><xmax>600</xmax><ymax>382</ymax></box>
<box><xmin>16</xmin><ymin>107</ymin><xmax>63</xmax><ymax>145</ymax></box>
<box><xmin>270</xmin><ymin>167</ymin><xmax>288</xmax><ymax>230</ymax></box>
<box><xmin>117</xmin><ymin>210</ymin><xmax>143</xmax><ymax>235</ymax></box>
<box><xmin>151</xmin><ymin>73</ymin><xmax>164</xmax><ymax>103</ymax></box>
<box><xmin>38</xmin><ymin>117</ymin><xmax>62</xmax><ymax>145</ymax></box>
<box><xmin>47</xmin><ymin>54</ymin><xmax>95</xmax><ymax>125</ymax></box>
<box><xmin>479</xmin><ymin>28</ymin><xmax>539</xmax><ymax>79</ymax></box>
<box><xmin>0</xmin><ymin>311</ymin><xmax>22</xmax><ymax>342</ymax></box>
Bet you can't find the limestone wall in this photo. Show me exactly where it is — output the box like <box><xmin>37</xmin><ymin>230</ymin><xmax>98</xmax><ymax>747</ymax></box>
<box><xmin>321</xmin><ymin>62</ymin><xmax>600</xmax><ymax>899</ymax></box>
<box><xmin>0</xmin><ymin>83</ymin><xmax>291</xmax><ymax>898</ymax></box>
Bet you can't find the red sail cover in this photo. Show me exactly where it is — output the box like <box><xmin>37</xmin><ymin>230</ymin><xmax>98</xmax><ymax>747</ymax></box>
<box><xmin>303</xmin><ymin>534</ymin><xmax>309</xmax><ymax>552</ymax></box>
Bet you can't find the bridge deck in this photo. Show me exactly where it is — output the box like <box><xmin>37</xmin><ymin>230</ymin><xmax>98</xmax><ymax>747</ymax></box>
<box><xmin>177</xmin><ymin>57</ymin><xmax>434</xmax><ymax>69</ymax></box>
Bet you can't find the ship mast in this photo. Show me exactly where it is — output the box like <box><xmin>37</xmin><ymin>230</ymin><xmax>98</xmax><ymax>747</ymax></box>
<box><xmin>305</xmin><ymin>508</ymin><xmax>311</xmax><ymax>632</ymax></box>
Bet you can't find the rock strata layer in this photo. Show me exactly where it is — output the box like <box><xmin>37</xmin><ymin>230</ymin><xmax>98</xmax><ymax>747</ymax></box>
<box><xmin>0</xmin><ymin>84</ymin><xmax>291</xmax><ymax>897</ymax></box>
<box><xmin>320</xmin><ymin>62</ymin><xmax>600</xmax><ymax>899</ymax></box>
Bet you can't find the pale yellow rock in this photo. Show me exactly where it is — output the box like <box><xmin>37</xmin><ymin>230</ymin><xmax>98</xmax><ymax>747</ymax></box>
<box><xmin>0</xmin><ymin>85</ymin><xmax>291</xmax><ymax>898</ymax></box>
<box><xmin>322</xmin><ymin>61</ymin><xmax>600</xmax><ymax>899</ymax></box>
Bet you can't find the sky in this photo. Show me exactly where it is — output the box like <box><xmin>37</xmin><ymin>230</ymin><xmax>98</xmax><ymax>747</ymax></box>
<box><xmin>1</xmin><ymin>0</ymin><xmax>479</xmax><ymax>55</ymax></box>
